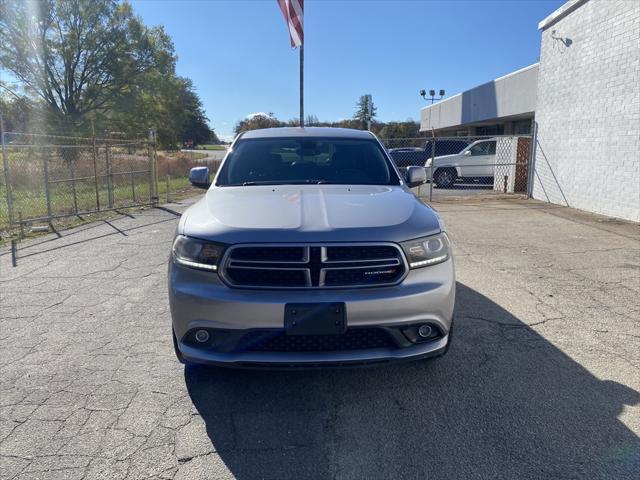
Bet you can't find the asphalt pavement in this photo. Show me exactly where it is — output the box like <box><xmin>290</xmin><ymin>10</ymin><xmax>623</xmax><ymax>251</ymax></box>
<box><xmin>1</xmin><ymin>196</ymin><xmax>638</xmax><ymax>480</ymax></box>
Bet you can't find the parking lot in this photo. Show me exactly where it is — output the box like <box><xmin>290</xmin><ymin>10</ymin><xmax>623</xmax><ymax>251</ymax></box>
<box><xmin>1</xmin><ymin>196</ymin><xmax>638</xmax><ymax>480</ymax></box>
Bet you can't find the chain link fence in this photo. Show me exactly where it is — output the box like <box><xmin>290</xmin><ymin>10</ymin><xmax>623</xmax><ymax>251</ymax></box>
<box><xmin>0</xmin><ymin>132</ymin><xmax>158</xmax><ymax>233</ymax></box>
<box><xmin>0</xmin><ymin>129</ymin><xmax>229</xmax><ymax>266</ymax></box>
<box><xmin>0</xmin><ymin>129</ymin><xmax>229</xmax><ymax>239</ymax></box>
<box><xmin>155</xmin><ymin>151</ymin><xmax>223</xmax><ymax>204</ymax></box>
<box><xmin>382</xmin><ymin>134</ymin><xmax>533</xmax><ymax>199</ymax></box>
<box><xmin>2</xmin><ymin>129</ymin><xmax>532</xmax><ymax>265</ymax></box>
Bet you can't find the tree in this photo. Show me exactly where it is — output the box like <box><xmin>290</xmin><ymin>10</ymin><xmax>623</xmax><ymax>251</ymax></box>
<box><xmin>0</xmin><ymin>93</ymin><xmax>37</xmax><ymax>132</ymax></box>
<box><xmin>176</xmin><ymin>79</ymin><xmax>218</xmax><ymax>145</ymax></box>
<box><xmin>305</xmin><ymin>114</ymin><xmax>320</xmax><ymax>126</ymax></box>
<box><xmin>353</xmin><ymin>95</ymin><xmax>377</xmax><ymax>129</ymax></box>
<box><xmin>0</xmin><ymin>0</ymin><xmax>175</xmax><ymax>133</ymax></box>
<box><xmin>377</xmin><ymin>121</ymin><xmax>422</xmax><ymax>139</ymax></box>
<box><xmin>234</xmin><ymin>113</ymin><xmax>283</xmax><ymax>135</ymax></box>
<box><xmin>104</xmin><ymin>76</ymin><xmax>218</xmax><ymax>148</ymax></box>
<box><xmin>0</xmin><ymin>0</ymin><xmax>215</xmax><ymax>148</ymax></box>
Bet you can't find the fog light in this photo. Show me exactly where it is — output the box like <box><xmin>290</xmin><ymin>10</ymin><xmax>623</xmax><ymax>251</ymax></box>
<box><xmin>418</xmin><ymin>324</ymin><xmax>433</xmax><ymax>338</ymax></box>
<box><xmin>194</xmin><ymin>329</ymin><xmax>210</xmax><ymax>343</ymax></box>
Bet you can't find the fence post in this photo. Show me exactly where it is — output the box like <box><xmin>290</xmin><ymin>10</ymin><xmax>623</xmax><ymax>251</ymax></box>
<box><xmin>1</xmin><ymin>111</ymin><xmax>14</xmax><ymax>226</ymax></box>
<box><xmin>92</xmin><ymin>134</ymin><xmax>100</xmax><ymax>211</ymax></box>
<box><xmin>69</xmin><ymin>156</ymin><xmax>78</xmax><ymax>214</ymax></box>
<box><xmin>131</xmin><ymin>172</ymin><xmax>136</xmax><ymax>202</ymax></box>
<box><xmin>148</xmin><ymin>129</ymin><xmax>158</xmax><ymax>206</ymax></box>
<box><xmin>18</xmin><ymin>211</ymin><xmax>24</xmax><ymax>238</ymax></box>
<box><xmin>11</xmin><ymin>239</ymin><xmax>17</xmax><ymax>267</ymax></box>
<box><xmin>429</xmin><ymin>129</ymin><xmax>436</xmax><ymax>202</ymax></box>
<box><xmin>166</xmin><ymin>174</ymin><xmax>170</xmax><ymax>203</ymax></box>
<box><xmin>106</xmin><ymin>142</ymin><xmax>113</xmax><ymax>208</ymax></box>
<box><xmin>43</xmin><ymin>147</ymin><xmax>52</xmax><ymax>220</ymax></box>
<box><xmin>526</xmin><ymin>121</ymin><xmax>538</xmax><ymax>199</ymax></box>
<box><xmin>91</xmin><ymin>126</ymin><xmax>100</xmax><ymax>211</ymax></box>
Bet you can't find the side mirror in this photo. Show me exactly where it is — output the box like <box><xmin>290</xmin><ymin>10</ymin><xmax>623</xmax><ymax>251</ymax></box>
<box><xmin>405</xmin><ymin>166</ymin><xmax>427</xmax><ymax>188</ymax></box>
<box><xmin>464</xmin><ymin>150</ymin><xmax>472</xmax><ymax>156</ymax></box>
<box><xmin>189</xmin><ymin>166</ymin><xmax>211</xmax><ymax>189</ymax></box>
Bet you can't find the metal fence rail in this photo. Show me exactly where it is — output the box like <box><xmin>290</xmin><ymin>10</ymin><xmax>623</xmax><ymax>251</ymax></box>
<box><xmin>0</xmin><ymin>131</ymin><xmax>158</xmax><ymax>232</ymax></box>
<box><xmin>1</xmin><ymin>127</ymin><xmax>534</xmax><ymax>266</ymax></box>
<box><xmin>382</xmin><ymin>134</ymin><xmax>533</xmax><ymax>200</ymax></box>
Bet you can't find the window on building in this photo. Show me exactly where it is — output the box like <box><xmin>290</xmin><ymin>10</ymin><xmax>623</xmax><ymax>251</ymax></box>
<box><xmin>476</xmin><ymin>125</ymin><xmax>504</xmax><ymax>136</ymax></box>
<box><xmin>514</xmin><ymin>119</ymin><xmax>532</xmax><ymax>135</ymax></box>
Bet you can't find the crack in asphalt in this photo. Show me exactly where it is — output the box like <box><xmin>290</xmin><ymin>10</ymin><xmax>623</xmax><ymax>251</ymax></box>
<box><xmin>1</xmin><ymin>200</ymin><xmax>639</xmax><ymax>480</ymax></box>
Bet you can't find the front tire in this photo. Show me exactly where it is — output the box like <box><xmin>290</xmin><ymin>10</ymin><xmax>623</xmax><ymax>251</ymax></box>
<box><xmin>434</xmin><ymin>168</ymin><xmax>457</xmax><ymax>188</ymax></box>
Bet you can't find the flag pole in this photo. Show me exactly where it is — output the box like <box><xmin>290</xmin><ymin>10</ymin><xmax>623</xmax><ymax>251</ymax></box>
<box><xmin>299</xmin><ymin>44</ymin><xmax>304</xmax><ymax>127</ymax></box>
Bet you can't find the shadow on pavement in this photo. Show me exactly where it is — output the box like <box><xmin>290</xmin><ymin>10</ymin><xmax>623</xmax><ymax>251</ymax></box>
<box><xmin>1</xmin><ymin>210</ymin><xmax>178</xmax><ymax>262</ymax></box>
<box><xmin>443</xmin><ymin>182</ymin><xmax>493</xmax><ymax>189</ymax></box>
<box><xmin>184</xmin><ymin>282</ymin><xmax>640</xmax><ymax>479</ymax></box>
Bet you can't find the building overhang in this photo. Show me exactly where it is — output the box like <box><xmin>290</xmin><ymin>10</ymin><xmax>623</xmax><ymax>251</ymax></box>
<box><xmin>420</xmin><ymin>63</ymin><xmax>538</xmax><ymax>132</ymax></box>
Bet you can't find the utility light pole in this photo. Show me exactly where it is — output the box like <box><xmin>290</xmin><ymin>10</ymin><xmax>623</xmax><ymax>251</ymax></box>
<box><xmin>420</xmin><ymin>89</ymin><xmax>445</xmax><ymax>104</ymax></box>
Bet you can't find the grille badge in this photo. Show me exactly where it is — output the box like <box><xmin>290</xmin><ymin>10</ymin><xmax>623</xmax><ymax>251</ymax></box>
<box><xmin>363</xmin><ymin>269</ymin><xmax>397</xmax><ymax>276</ymax></box>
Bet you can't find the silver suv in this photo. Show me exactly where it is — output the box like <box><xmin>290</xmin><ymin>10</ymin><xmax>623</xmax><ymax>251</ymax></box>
<box><xmin>169</xmin><ymin>127</ymin><xmax>455</xmax><ymax>367</ymax></box>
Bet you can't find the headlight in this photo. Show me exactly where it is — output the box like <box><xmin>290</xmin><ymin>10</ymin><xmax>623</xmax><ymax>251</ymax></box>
<box><xmin>400</xmin><ymin>232</ymin><xmax>450</xmax><ymax>268</ymax></box>
<box><xmin>172</xmin><ymin>235</ymin><xmax>224</xmax><ymax>271</ymax></box>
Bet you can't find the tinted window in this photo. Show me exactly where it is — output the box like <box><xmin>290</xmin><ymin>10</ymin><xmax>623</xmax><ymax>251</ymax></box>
<box><xmin>389</xmin><ymin>149</ymin><xmax>427</xmax><ymax>168</ymax></box>
<box><xmin>217</xmin><ymin>138</ymin><xmax>399</xmax><ymax>186</ymax></box>
<box><xmin>434</xmin><ymin>141</ymin><xmax>468</xmax><ymax>156</ymax></box>
<box><xmin>469</xmin><ymin>141</ymin><xmax>496</xmax><ymax>156</ymax></box>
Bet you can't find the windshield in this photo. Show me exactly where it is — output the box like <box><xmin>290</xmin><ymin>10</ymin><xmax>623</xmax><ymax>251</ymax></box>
<box><xmin>216</xmin><ymin>138</ymin><xmax>400</xmax><ymax>186</ymax></box>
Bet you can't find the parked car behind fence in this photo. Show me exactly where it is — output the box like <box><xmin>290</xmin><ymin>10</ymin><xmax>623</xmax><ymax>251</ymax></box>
<box><xmin>383</xmin><ymin>135</ymin><xmax>532</xmax><ymax>196</ymax></box>
<box><xmin>427</xmin><ymin>139</ymin><xmax>497</xmax><ymax>188</ymax></box>
<box><xmin>424</xmin><ymin>139</ymin><xmax>470</xmax><ymax>160</ymax></box>
<box><xmin>387</xmin><ymin>140</ymin><xmax>470</xmax><ymax>174</ymax></box>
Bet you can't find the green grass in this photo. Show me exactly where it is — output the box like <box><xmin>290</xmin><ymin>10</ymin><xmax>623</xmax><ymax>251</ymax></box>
<box><xmin>0</xmin><ymin>174</ymin><xmax>200</xmax><ymax>239</ymax></box>
<box><xmin>0</xmin><ymin>146</ymin><xmax>220</xmax><ymax>243</ymax></box>
<box><xmin>196</xmin><ymin>144</ymin><xmax>227</xmax><ymax>151</ymax></box>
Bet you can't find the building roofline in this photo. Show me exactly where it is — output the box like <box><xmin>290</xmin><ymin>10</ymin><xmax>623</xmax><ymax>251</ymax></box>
<box><xmin>538</xmin><ymin>0</ymin><xmax>589</xmax><ymax>31</ymax></box>
<box><xmin>494</xmin><ymin>63</ymin><xmax>539</xmax><ymax>82</ymax></box>
<box><xmin>420</xmin><ymin>63</ymin><xmax>539</xmax><ymax>114</ymax></box>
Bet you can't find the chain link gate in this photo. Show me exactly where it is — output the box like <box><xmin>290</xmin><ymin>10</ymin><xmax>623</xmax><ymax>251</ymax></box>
<box><xmin>382</xmin><ymin>134</ymin><xmax>533</xmax><ymax>200</ymax></box>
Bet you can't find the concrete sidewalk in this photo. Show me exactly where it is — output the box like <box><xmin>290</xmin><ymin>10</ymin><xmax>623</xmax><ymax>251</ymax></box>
<box><xmin>1</xmin><ymin>197</ymin><xmax>638</xmax><ymax>480</ymax></box>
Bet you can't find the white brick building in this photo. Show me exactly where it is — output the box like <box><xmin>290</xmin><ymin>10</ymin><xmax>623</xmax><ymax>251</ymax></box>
<box><xmin>532</xmin><ymin>0</ymin><xmax>640</xmax><ymax>222</ymax></box>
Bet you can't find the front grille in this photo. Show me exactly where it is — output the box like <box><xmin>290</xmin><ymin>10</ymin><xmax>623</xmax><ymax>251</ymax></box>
<box><xmin>235</xmin><ymin>328</ymin><xmax>396</xmax><ymax>352</ymax></box>
<box><xmin>230</xmin><ymin>246</ymin><xmax>306</xmax><ymax>262</ymax></box>
<box><xmin>221</xmin><ymin>243</ymin><xmax>407</xmax><ymax>289</ymax></box>
<box><xmin>324</xmin><ymin>245</ymin><xmax>399</xmax><ymax>262</ymax></box>
<box><xmin>225</xmin><ymin>268</ymin><xmax>308</xmax><ymax>287</ymax></box>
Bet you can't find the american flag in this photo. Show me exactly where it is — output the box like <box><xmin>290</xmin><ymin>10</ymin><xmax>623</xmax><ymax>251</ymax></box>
<box><xmin>277</xmin><ymin>0</ymin><xmax>304</xmax><ymax>48</ymax></box>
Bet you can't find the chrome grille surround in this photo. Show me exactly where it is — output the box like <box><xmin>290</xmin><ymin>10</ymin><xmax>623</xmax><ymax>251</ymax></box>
<box><xmin>219</xmin><ymin>243</ymin><xmax>409</xmax><ymax>289</ymax></box>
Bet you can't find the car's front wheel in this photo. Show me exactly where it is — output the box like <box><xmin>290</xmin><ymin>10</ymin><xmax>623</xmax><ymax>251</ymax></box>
<box><xmin>434</xmin><ymin>168</ymin><xmax>457</xmax><ymax>188</ymax></box>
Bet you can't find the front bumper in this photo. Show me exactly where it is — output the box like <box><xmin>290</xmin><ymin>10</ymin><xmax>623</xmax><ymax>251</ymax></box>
<box><xmin>169</xmin><ymin>258</ymin><xmax>455</xmax><ymax>366</ymax></box>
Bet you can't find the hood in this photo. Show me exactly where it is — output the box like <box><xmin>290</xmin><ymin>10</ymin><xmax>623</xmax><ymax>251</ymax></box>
<box><xmin>433</xmin><ymin>153</ymin><xmax>460</xmax><ymax>161</ymax></box>
<box><xmin>179</xmin><ymin>185</ymin><xmax>441</xmax><ymax>243</ymax></box>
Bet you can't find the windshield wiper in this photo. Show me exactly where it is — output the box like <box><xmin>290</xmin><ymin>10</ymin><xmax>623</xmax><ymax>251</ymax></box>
<box><xmin>226</xmin><ymin>181</ymin><xmax>281</xmax><ymax>186</ymax></box>
<box><xmin>225</xmin><ymin>179</ymin><xmax>333</xmax><ymax>186</ymax></box>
